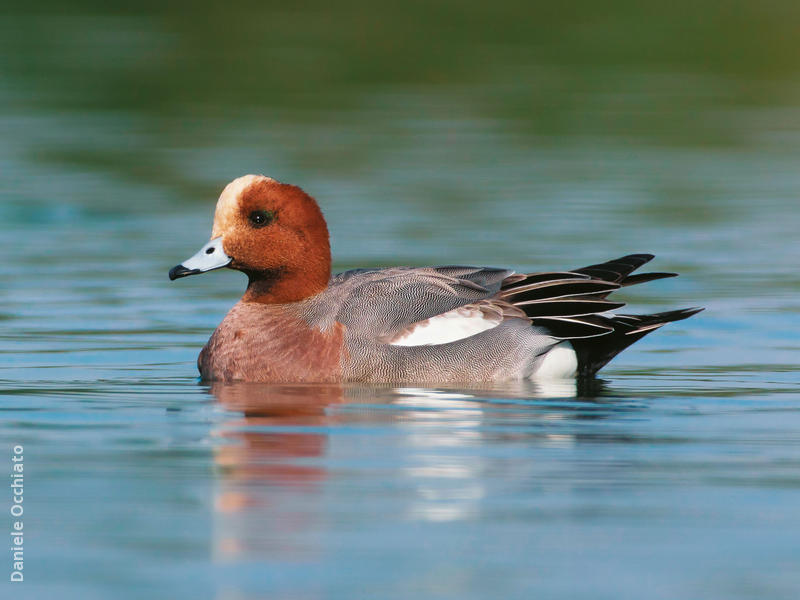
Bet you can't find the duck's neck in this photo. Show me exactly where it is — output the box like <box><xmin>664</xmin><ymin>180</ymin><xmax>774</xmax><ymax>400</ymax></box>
<box><xmin>242</xmin><ymin>264</ymin><xmax>330</xmax><ymax>304</ymax></box>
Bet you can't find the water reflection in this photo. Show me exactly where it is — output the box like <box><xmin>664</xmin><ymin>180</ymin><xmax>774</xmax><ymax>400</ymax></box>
<box><xmin>206</xmin><ymin>378</ymin><xmax>615</xmax><ymax>562</ymax></box>
<box><xmin>210</xmin><ymin>383</ymin><xmax>344</xmax><ymax>562</ymax></box>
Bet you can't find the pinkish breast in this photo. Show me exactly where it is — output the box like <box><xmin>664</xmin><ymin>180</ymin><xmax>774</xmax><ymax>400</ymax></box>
<box><xmin>198</xmin><ymin>301</ymin><xmax>346</xmax><ymax>383</ymax></box>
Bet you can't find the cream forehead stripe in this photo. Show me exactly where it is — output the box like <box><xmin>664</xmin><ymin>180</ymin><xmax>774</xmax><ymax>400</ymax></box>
<box><xmin>211</xmin><ymin>174</ymin><xmax>277</xmax><ymax>238</ymax></box>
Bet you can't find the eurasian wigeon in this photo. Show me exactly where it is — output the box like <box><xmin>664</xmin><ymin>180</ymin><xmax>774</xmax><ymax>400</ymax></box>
<box><xmin>169</xmin><ymin>174</ymin><xmax>701</xmax><ymax>383</ymax></box>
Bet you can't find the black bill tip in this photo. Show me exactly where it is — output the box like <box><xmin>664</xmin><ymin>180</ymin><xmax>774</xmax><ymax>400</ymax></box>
<box><xmin>169</xmin><ymin>264</ymin><xmax>200</xmax><ymax>281</ymax></box>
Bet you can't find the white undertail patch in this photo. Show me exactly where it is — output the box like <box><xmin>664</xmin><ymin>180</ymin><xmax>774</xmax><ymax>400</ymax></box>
<box><xmin>533</xmin><ymin>341</ymin><xmax>578</xmax><ymax>379</ymax></box>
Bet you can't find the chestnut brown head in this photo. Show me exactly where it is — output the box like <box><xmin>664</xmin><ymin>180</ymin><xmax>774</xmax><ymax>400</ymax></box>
<box><xmin>169</xmin><ymin>175</ymin><xmax>332</xmax><ymax>303</ymax></box>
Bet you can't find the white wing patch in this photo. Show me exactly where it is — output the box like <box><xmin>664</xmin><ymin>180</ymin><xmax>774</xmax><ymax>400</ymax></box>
<box><xmin>388</xmin><ymin>306</ymin><xmax>503</xmax><ymax>346</ymax></box>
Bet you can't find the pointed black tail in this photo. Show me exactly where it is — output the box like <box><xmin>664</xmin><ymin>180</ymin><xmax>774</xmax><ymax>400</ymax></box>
<box><xmin>500</xmin><ymin>254</ymin><xmax>702</xmax><ymax>376</ymax></box>
<box><xmin>570</xmin><ymin>307</ymin><xmax>703</xmax><ymax>377</ymax></box>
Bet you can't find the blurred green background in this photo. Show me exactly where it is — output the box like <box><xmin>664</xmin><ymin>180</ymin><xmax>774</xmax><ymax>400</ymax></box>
<box><xmin>4</xmin><ymin>1</ymin><xmax>800</xmax><ymax>213</ymax></box>
<box><xmin>4</xmin><ymin>1</ymin><xmax>800</xmax><ymax>275</ymax></box>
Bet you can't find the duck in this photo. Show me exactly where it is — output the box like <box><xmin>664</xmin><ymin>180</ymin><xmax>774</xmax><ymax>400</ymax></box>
<box><xmin>169</xmin><ymin>174</ymin><xmax>701</xmax><ymax>383</ymax></box>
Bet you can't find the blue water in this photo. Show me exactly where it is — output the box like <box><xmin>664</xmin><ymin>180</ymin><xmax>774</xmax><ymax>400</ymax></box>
<box><xmin>3</xmin><ymin>2</ymin><xmax>800</xmax><ymax>598</ymax></box>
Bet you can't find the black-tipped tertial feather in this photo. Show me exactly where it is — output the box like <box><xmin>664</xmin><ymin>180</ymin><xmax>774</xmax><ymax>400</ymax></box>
<box><xmin>500</xmin><ymin>254</ymin><xmax>701</xmax><ymax>376</ymax></box>
<box><xmin>573</xmin><ymin>253</ymin><xmax>656</xmax><ymax>281</ymax></box>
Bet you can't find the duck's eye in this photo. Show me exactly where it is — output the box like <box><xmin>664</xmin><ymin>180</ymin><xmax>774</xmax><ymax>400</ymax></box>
<box><xmin>248</xmin><ymin>210</ymin><xmax>274</xmax><ymax>228</ymax></box>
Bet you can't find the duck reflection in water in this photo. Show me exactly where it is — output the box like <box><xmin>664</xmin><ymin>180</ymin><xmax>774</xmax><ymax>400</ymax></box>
<box><xmin>210</xmin><ymin>382</ymin><xmax>345</xmax><ymax>562</ymax></box>
<box><xmin>207</xmin><ymin>378</ymin><xmax>615</xmax><ymax>564</ymax></box>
